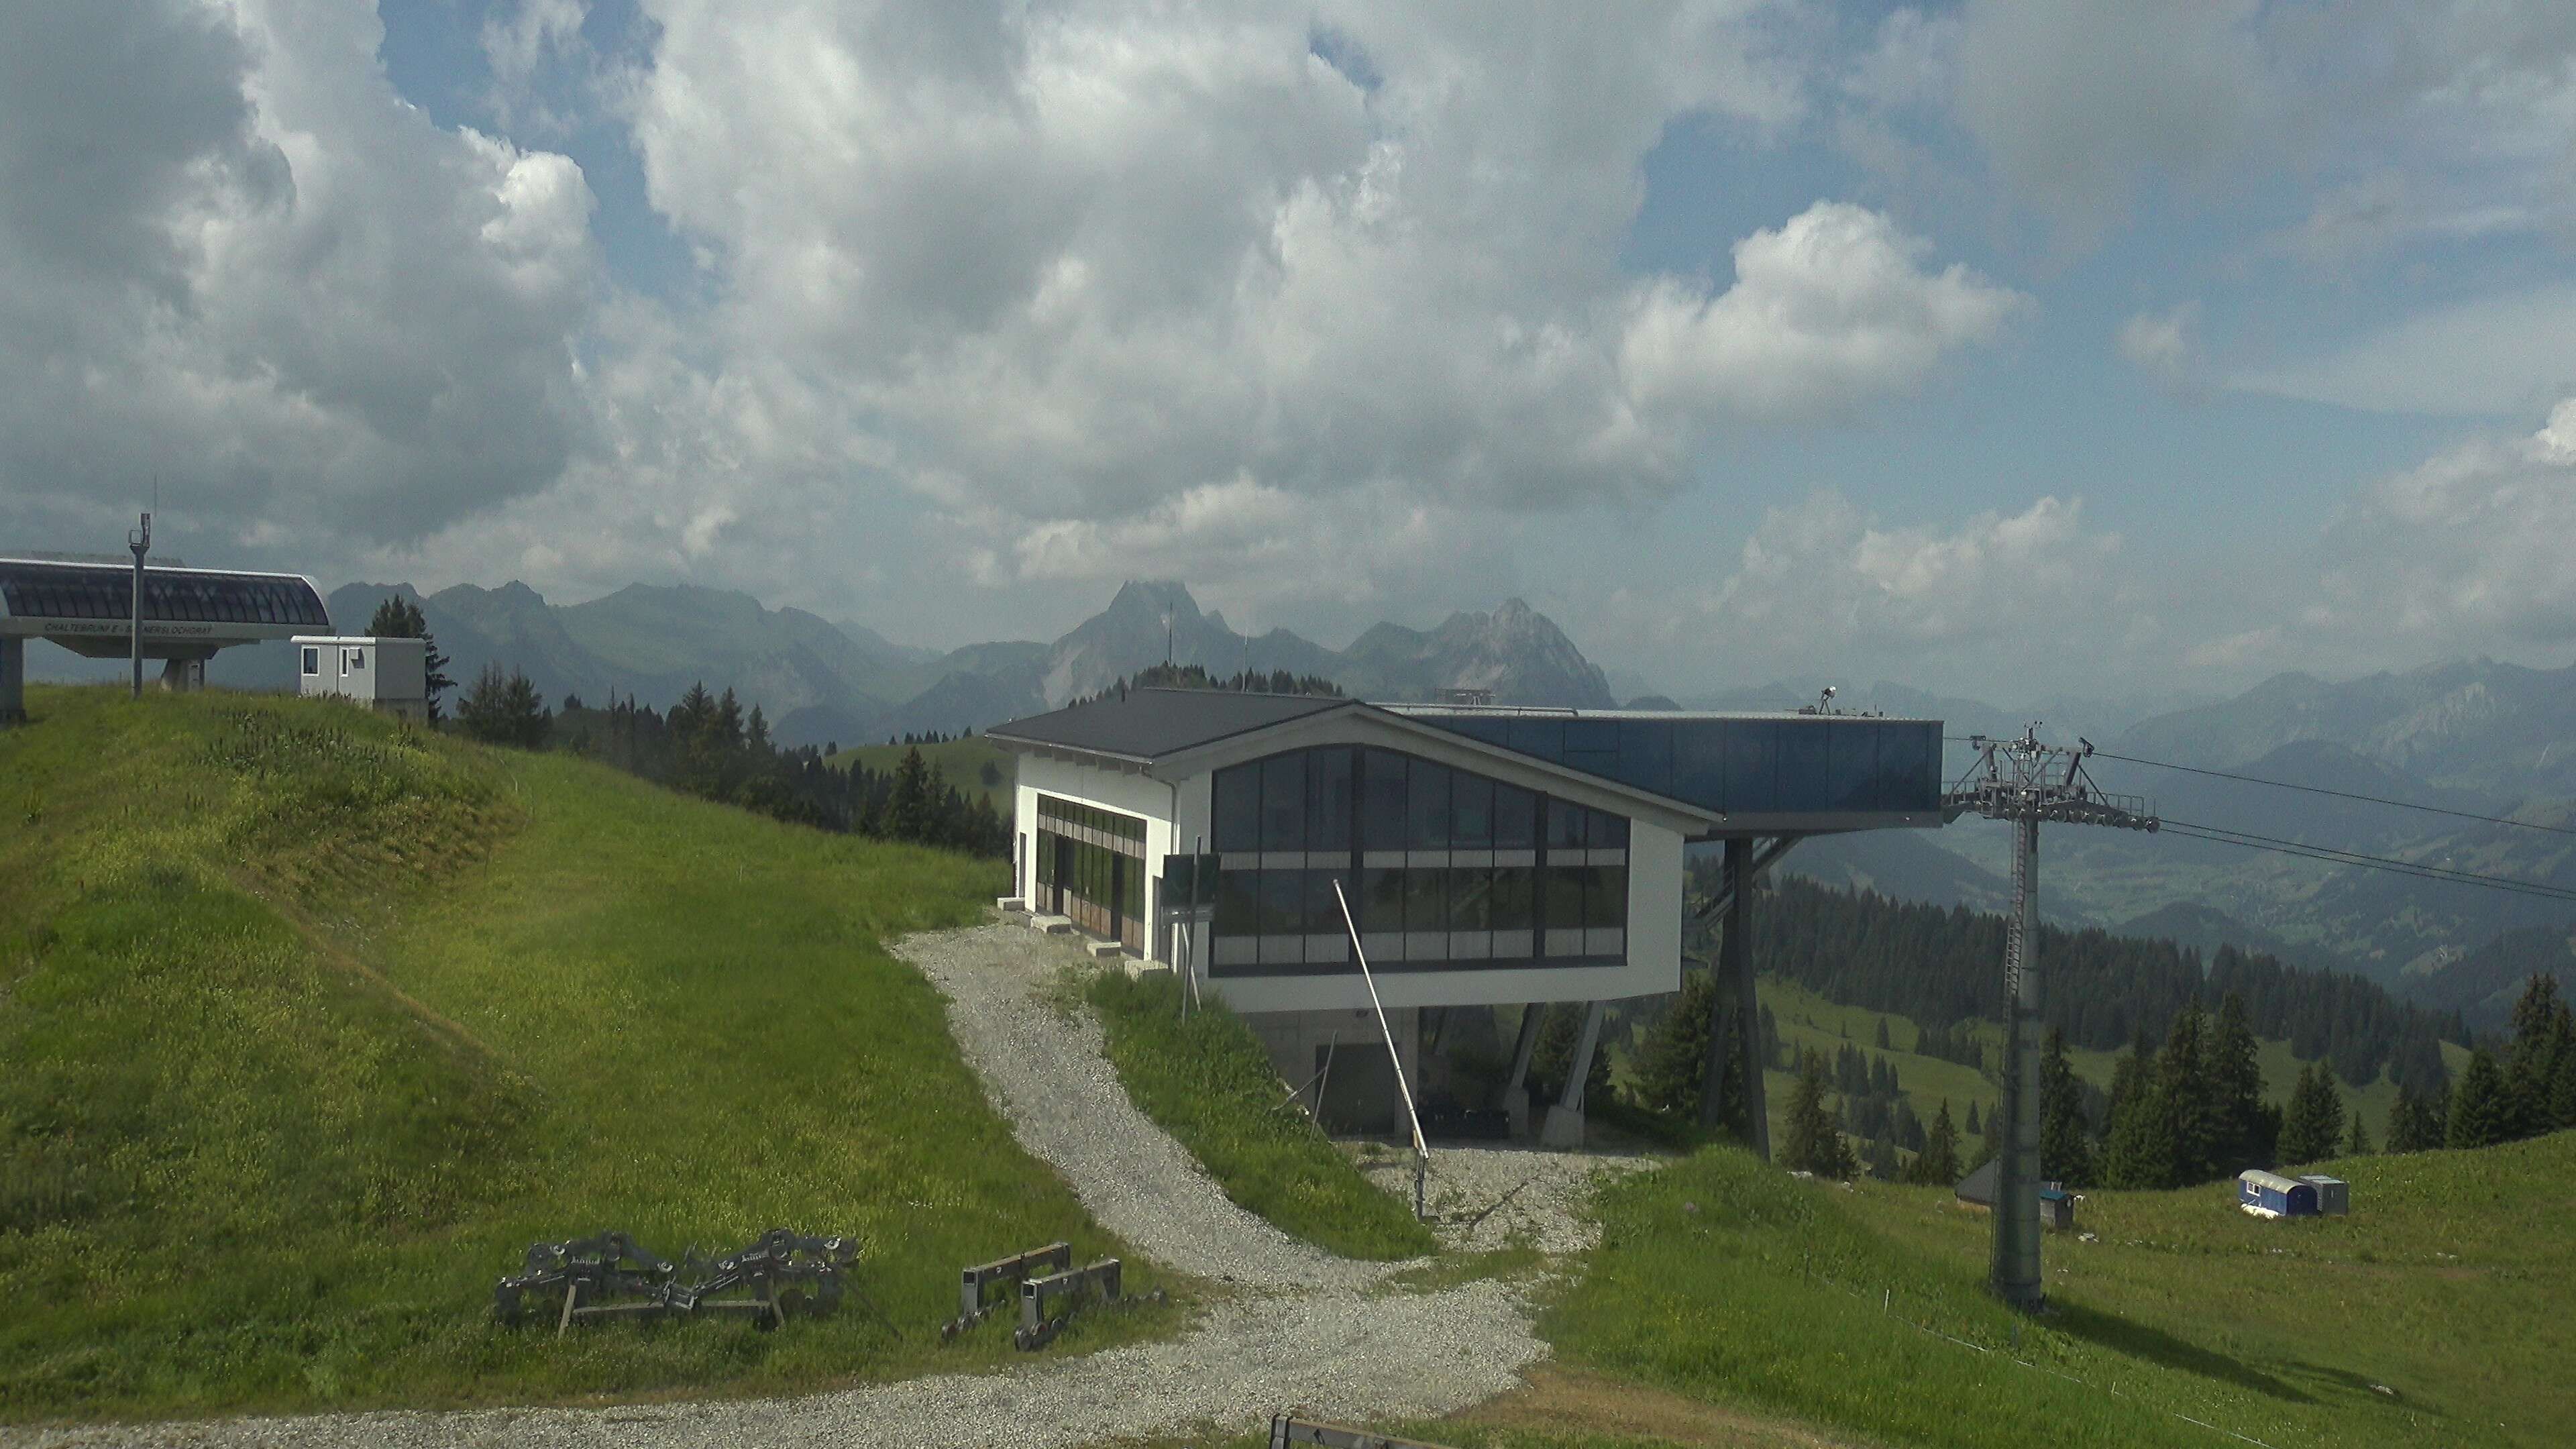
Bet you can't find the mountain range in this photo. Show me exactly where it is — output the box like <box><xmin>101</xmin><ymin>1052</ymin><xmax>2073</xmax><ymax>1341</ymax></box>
<box><xmin>195</xmin><ymin>578</ymin><xmax>1614</xmax><ymax>751</ymax></box>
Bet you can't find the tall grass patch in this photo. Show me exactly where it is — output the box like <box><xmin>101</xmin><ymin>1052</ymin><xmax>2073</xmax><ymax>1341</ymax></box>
<box><xmin>1084</xmin><ymin>971</ymin><xmax>1436</xmax><ymax>1260</ymax></box>
<box><xmin>1</xmin><ymin>687</ymin><xmax>1176</xmax><ymax>1421</ymax></box>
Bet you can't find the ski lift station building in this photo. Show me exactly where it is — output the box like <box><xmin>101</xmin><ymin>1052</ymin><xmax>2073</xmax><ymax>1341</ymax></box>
<box><xmin>0</xmin><ymin>555</ymin><xmax>331</xmax><ymax>720</ymax></box>
<box><xmin>986</xmin><ymin>688</ymin><xmax>1945</xmax><ymax>1144</ymax></box>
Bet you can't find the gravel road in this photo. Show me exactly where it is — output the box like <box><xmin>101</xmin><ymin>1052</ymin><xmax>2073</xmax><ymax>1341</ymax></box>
<box><xmin>6</xmin><ymin>919</ymin><xmax>1650</xmax><ymax>1449</ymax></box>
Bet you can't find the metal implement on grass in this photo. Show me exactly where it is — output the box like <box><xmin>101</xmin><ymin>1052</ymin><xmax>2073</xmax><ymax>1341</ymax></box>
<box><xmin>494</xmin><ymin>1226</ymin><xmax>859</xmax><ymax>1336</ymax></box>
<box><xmin>493</xmin><ymin>1230</ymin><xmax>684</xmax><ymax>1335</ymax></box>
<box><xmin>1269</xmin><ymin>1414</ymin><xmax>1456</xmax><ymax>1449</ymax></box>
<box><xmin>1011</xmin><ymin>1257</ymin><xmax>1163</xmax><ymax>1350</ymax></box>
<box><xmin>672</xmin><ymin>1228</ymin><xmax>859</xmax><ymax>1330</ymax></box>
<box><xmin>945</xmin><ymin>1241</ymin><xmax>1071</xmax><ymax>1339</ymax></box>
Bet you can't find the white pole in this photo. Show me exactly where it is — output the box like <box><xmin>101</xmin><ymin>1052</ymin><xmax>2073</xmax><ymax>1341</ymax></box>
<box><xmin>1334</xmin><ymin>880</ymin><xmax>1429</xmax><ymax>1218</ymax></box>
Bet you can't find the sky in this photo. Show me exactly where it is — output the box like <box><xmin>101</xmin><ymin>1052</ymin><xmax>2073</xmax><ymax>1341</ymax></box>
<box><xmin>6</xmin><ymin>1</ymin><xmax>2576</xmax><ymax>706</ymax></box>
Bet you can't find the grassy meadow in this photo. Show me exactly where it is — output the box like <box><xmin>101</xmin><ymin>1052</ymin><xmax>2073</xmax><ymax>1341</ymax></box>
<box><xmin>824</xmin><ymin>735</ymin><xmax>1015</xmax><ymax>816</ymax></box>
<box><xmin>0</xmin><ymin>685</ymin><xmax>1173</xmax><ymax>1423</ymax></box>
<box><xmin>1083</xmin><ymin>970</ymin><xmax>1438</xmax><ymax>1260</ymax></box>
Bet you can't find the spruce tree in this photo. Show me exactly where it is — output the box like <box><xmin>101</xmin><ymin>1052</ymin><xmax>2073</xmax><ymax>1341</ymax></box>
<box><xmin>2155</xmin><ymin>998</ymin><xmax>2218</xmax><ymax>1185</ymax></box>
<box><xmin>1631</xmin><ymin>967</ymin><xmax>1716</xmax><ymax>1120</ymax></box>
<box><xmin>2505</xmin><ymin>975</ymin><xmax>2572</xmax><ymax>1137</ymax></box>
<box><xmin>2205</xmin><ymin>993</ymin><xmax>2275</xmax><ymax>1174</ymax></box>
<box><xmin>888</xmin><ymin>746</ymin><xmax>936</xmax><ymax>844</ymax></box>
<box><xmin>2279</xmin><ymin>1063</ymin><xmax>2346</xmax><ymax>1165</ymax></box>
<box><xmin>2039</xmin><ymin>1027</ymin><xmax>2095</xmax><ymax>1187</ymax></box>
<box><xmin>1876</xmin><ymin>1019</ymin><xmax>1892</xmax><ymax>1051</ymax></box>
<box><xmin>457</xmin><ymin>664</ymin><xmax>550</xmax><ymax>748</ymax></box>
<box><xmin>1909</xmin><ymin>1100</ymin><xmax>1962</xmax><ymax>1185</ymax></box>
<box><xmin>2343</xmin><ymin>1108</ymin><xmax>2372</xmax><ymax>1157</ymax></box>
<box><xmin>2448</xmin><ymin>1049</ymin><xmax>2514</xmax><ymax>1149</ymax></box>
<box><xmin>1780</xmin><ymin>1050</ymin><xmax>1856</xmax><ymax>1179</ymax></box>
<box><xmin>2098</xmin><ymin>1040</ymin><xmax>2175</xmax><ymax>1189</ymax></box>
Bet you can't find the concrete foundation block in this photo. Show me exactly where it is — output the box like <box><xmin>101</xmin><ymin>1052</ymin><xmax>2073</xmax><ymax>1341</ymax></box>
<box><xmin>1540</xmin><ymin>1104</ymin><xmax>1587</xmax><ymax>1151</ymax></box>
<box><xmin>995</xmin><ymin>896</ymin><xmax>1027</xmax><ymax>913</ymax></box>
<box><xmin>1085</xmin><ymin>938</ymin><xmax>1126</xmax><ymax>960</ymax></box>
<box><xmin>1122</xmin><ymin>958</ymin><xmax>1173</xmax><ymax>982</ymax></box>
<box><xmin>1032</xmin><ymin>914</ymin><xmax>1075</xmax><ymax>934</ymax></box>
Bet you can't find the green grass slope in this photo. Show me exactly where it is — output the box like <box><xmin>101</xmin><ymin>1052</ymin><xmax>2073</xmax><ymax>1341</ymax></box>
<box><xmin>1084</xmin><ymin>971</ymin><xmax>1436</xmax><ymax>1260</ymax></box>
<box><xmin>826</xmin><ymin>737</ymin><xmax>1014</xmax><ymax>816</ymax></box>
<box><xmin>1</xmin><ymin>686</ymin><xmax>1166</xmax><ymax>1423</ymax></box>
<box><xmin>1551</xmin><ymin>1134</ymin><xmax>2576</xmax><ymax>1449</ymax></box>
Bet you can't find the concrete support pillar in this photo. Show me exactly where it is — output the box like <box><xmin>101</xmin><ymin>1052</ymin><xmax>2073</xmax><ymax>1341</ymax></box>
<box><xmin>159</xmin><ymin>657</ymin><xmax>205</xmax><ymax>692</ymax></box>
<box><xmin>1540</xmin><ymin>1000</ymin><xmax>1606</xmax><ymax>1150</ymax></box>
<box><xmin>1726</xmin><ymin>839</ymin><xmax>1769</xmax><ymax>1161</ymax></box>
<box><xmin>1500</xmin><ymin>1002</ymin><xmax>1545</xmax><ymax>1136</ymax></box>
<box><xmin>0</xmin><ymin>636</ymin><xmax>23</xmax><ymax>722</ymax></box>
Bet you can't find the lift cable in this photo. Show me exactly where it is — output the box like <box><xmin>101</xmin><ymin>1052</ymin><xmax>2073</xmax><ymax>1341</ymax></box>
<box><xmin>1944</xmin><ymin>736</ymin><xmax>2576</xmax><ymax>840</ymax></box>
<box><xmin>2157</xmin><ymin>818</ymin><xmax>2576</xmax><ymax>904</ymax></box>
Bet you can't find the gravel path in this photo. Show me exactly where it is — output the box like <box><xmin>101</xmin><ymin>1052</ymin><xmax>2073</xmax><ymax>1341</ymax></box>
<box><xmin>5</xmin><ymin>919</ymin><xmax>1652</xmax><ymax>1449</ymax></box>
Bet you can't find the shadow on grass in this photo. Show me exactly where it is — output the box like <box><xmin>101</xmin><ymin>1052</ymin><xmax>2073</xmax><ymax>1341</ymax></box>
<box><xmin>2051</xmin><ymin>1301</ymin><xmax>2315</xmax><ymax>1404</ymax></box>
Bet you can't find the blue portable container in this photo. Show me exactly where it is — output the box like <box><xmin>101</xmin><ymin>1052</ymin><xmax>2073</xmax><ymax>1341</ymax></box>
<box><xmin>2238</xmin><ymin>1169</ymin><xmax>2318</xmax><ymax>1218</ymax></box>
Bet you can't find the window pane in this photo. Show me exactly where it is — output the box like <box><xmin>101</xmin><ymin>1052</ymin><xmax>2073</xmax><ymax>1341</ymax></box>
<box><xmin>1586</xmin><ymin>865</ymin><xmax>1627</xmax><ymax>928</ymax></box>
<box><xmin>1407</xmin><ymin>761</ymin><xmax>1451</xmax><ymax>849</ymax></box>
<box><xmin>1362</xmin><ymin>866</ymin><xmax>1407</xmax><ymax>933</ymax></box>
<box><xmin>1405</xmin><ymin>865</ymin><xmax>1448</xmax><ymax>932</ymax></box>
<box><xmin>1450</xmin><ymin>773</ymin><xmax>1493</xmax><ymax>847</ymax></box>
<box><xmin>1305</xmin><ymin>867</ymin><xmax>1355</xmax><ymax>937</ymax></box>
<box><xmin>1546</xmin><ymin>797</ymin><xmax>1586</xmax><ymax>851</ymax></box>
<box><xmin>1543</xmin><ymin>865</ymin><xmax>1585</xmax><ymax>940</ymax></box>
<box><xmin>1448</xmin><ymin>865</ymin><xmax>1493</xmax><ymax>930</ymax></box>
<box><xmin>1213</xmin><ymin>765</ymin><xmax>1260</xmax><ymax>851</ymax></box>
<box><xmin>1589</xmin><ymin>810</ymin><xmax>1629</xmax><ymax>850</ymax></box>
<box><xmin>1828</xmin><ymin>721</ymin><xmax>1879</xmax><ymax>810</ymax></box>
<box><xmin>1260</xmin><ymin>869</ymin><xmax>1304</xmax><ymax>938</ymax></box>
<box><xmin>1491</xmin><ymin>866</ymin><xmax>1534</xmax><ymax>930</ymax></box>
<box><xmin>1307</xmin><ymin>746</ymin><xmax>1354</xmax><ymax>853</ymax></box>
<box><xmin>1262</xmin><ymin>753</ymin><xmax>1307</xmax><ymax>851</ymax></box>
<box><xmin>1361</xmin><ymin>749</ymin><xmax>1409</xmax><ymax>854</ymax></box>
<box><xmin>1491</xmin><ymin>782</ymin><xmax>1536</xmax><ymax>848</ymax></box>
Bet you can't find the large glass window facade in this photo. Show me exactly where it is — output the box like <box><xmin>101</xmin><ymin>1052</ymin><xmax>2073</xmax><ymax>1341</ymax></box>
<box><xmin>1035</xmin><ymin>795</ymin><xmax>1148</xmax><ymax>951</ymax></box>
<box><xmin>1416</xmin><ymin>712</ymin><xmax>1939</xmax><ymax>816</ymax></box>
<box><xmin>1207</xmin><ymin>746</ymin><xmax>1629</xmax><ymax>975</ymax></box>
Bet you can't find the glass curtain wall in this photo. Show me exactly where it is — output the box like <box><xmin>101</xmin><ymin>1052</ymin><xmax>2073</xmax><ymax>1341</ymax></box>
<box><xmin>1208</xmin><ymin>746</ymin><xmax>1629</xmax><ymax>975</ymax></box>
<box><xmin>1034</xmin><ymin>794</ymin><xmax>1148</xmax><ymax>951</ymax></box>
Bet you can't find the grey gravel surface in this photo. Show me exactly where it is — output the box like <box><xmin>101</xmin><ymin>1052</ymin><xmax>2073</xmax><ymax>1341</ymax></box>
<box><xmin>5</xmin><ymin>918</ymin><xmax>1650</xmax><ymax>1449</ymax></box>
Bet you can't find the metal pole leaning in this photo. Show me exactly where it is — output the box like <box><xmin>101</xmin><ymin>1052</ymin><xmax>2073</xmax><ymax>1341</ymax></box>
<box><xmin>1334</xmin><ymin>880</ymin><xmax>1430</xmax><ymax>1220</ymax></box>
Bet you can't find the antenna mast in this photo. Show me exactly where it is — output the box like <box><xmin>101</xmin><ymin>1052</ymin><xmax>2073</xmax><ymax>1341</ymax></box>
<box><xmin>1941</xmin><ymin>726</ymin><xmax>2156</xmax><ymax>1310</ymax></box>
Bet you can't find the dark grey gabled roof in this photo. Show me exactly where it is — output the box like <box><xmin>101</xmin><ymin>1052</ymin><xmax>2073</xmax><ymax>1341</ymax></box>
<box><xmin>985</xmin><ymin>688</ymin><xmax>1356</xmax><ymax>763</ymax></box>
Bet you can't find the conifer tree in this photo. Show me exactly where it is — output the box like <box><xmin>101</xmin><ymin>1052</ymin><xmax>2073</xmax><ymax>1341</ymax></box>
<box><xmin>887</xmin><ymin>746</ymin><xmax>936</xmax><ymax>844</ymax></box>
<box><xmin>2205</xmin><ymin>992</ymin><xmax>2275</xmax><ymax>1174</ymax></box>
<box><xmin>2279</xmin><ymin>1063</ymin><xmax>2346</xmax><ymax>1165</ymax></box>
<box><xmin>2448</xmin><ymin>1049</ymin><xmax>2514</xmax><ymax>1149</ymax></box>
<box><xmin>456</xmin><ymin>663</ymin><xmax>549</xmax><ymax>748</ymax></box>
<box><xmin>1631</xmin><ymin>967</ymin><xmax>1716</xmax><ymax>1120</ymax></box>
<box><xmin>2098</xmin><ymin>1040</ymin><xmax>2175</xmax><ymax>1189</ymax></box>
<box><xmin>1876</xmin><ymin>1019</ymin><xmax>1892</xmax><ymax>1051</ymax></box>
<box><xmin>1907</xmin><ymin>1100</ymin><xmax>1962</xmax><ymax>1185</ymax></box>
<box><xmin>2505</xmin><ymin>975</ymin><xmax>2571</xmax><ymax>1137</ymax></box>
<box><xmin>2387</xmin><ymin>1085</ymin><xmax>2447</xmax><ymax>1154</ymax></box>
<box><xmin>1780</xmin><ymin>1050</ymin><xmax>1856</xmax><ymax>1179</ymax></box>
<box><xmin>2039</xmin><ymin>1027</ymin><xmax>2095</xmax><ymax>1187</ymax></box>
<box><xmin>2343</xmin><ymin>1108</ymin><xmax>2372</xmax><ymax>1157</ymax></box>
<box><xmin>2155</xmin><ymin>998</ymin><xmax>2218</xmax><ymax>1184</ymax></box>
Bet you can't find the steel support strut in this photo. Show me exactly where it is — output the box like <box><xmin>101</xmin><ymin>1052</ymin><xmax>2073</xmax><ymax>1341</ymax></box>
<box><xmin>1992</xmin><ymin>815</ymin><xmax>2044</xmax><ymax>1309</ymax></box>
<box><xmin>1727</xmin><ymin>839</ymin><xmax>1768</xmax><ymax>1159</ymax></box>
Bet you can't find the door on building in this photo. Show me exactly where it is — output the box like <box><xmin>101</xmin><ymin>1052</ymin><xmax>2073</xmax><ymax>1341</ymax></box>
<box><xmin>1053</xmin><ymin>835</ymin><xmax>1074</xmax><ymax>914</ymax></box>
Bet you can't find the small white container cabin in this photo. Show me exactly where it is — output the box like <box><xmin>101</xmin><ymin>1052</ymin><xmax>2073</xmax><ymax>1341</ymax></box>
<box><xmin>293</xmin><ymin>636</ymin><xmax>427</xmax><ymax>724</ymax></box>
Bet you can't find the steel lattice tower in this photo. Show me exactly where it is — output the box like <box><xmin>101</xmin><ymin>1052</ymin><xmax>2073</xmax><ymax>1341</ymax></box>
<box><xmin>1942</xmin><ymin>727</ymin><xmax>2157</xmax><ymax>1309</ymax></box>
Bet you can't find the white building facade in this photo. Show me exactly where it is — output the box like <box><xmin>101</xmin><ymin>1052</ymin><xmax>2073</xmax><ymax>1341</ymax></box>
<box><xmin>989</xmin><ymin>689</ymin><xmax>1945</xmax><ymax>1146</ymax></box>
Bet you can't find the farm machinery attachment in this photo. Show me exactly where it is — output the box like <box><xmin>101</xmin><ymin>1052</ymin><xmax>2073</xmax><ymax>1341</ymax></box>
<box><xmin>494</xmin><ymin>1227</ymin><xmax>861</xmax><ymax>1335</ymax></box>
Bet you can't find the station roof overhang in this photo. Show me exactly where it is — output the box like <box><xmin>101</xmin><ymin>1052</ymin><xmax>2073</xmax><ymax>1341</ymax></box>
<box><xmin>0</xmin><ymin>557</ymin><xmax>331</xmax><ymax>659</ymax></box>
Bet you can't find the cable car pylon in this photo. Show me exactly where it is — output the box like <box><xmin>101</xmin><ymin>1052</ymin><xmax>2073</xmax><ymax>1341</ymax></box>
<box><xmin>1941</xmin><ymin>725</ymin><xmax>2157</xmax><ymax>1310</ymax></box>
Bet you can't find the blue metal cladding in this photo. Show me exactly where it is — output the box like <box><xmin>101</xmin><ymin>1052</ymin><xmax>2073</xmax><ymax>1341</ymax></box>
<box><xmin>1411</xmin><ymin>712</ymin><xmax>1941</xmax><ymax>817</ymax></box>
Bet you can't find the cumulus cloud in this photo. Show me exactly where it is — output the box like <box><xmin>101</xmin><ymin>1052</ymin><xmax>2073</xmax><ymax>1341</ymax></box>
<box><xmin>2321</xmin><ymin>399</ymin><xmax>2576</xmax><ymax>645</ymax></box>
<box><xmin>2116</xmin><ymin>302</ymin><xmax>2200</xmax><ymax>392</ymax></box>
<box><xmin>0</xmin><ymin>0</ymin><xmax>600</xmax><ymax>555</ymax></box>
<box><xmin>1621</xmin><ymin>202</ymin><xmax>2026</xmax><ymax>422</ymax></box>
<box><xmin>616</xmin><ymin>0</ymin><xmax>2012</xmax><ymax>529</ymax></box>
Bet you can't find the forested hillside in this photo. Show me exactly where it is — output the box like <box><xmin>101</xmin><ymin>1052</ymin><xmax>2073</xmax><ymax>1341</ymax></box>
<box><xmin>1695</xmin><ymin>869</ymin><xmax>2464</xmax><ymax>1094</ymax></box>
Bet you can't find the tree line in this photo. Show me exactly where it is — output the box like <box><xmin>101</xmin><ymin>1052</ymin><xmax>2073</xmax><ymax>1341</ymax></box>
<box><xmin>1706</xmin><ymin>871</ymin><xmax>2464</xmax><ymax>1096</ymax></box>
